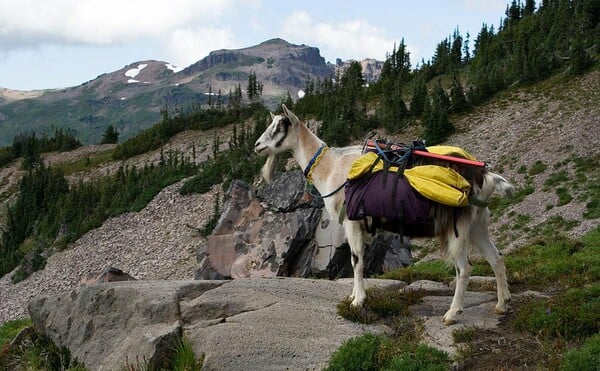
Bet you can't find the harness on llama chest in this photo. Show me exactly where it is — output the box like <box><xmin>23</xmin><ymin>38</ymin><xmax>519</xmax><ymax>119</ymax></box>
<box><xmin>344</xmin><ymin>140</ymin><xmax>485</xmax><ymax>236</ymax></box>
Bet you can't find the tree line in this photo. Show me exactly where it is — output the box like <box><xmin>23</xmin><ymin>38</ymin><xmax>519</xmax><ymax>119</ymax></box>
<box><xmin>291</xmin><ymin>0</ymin><xmax>598</xmax><ymax>145</ymax></box>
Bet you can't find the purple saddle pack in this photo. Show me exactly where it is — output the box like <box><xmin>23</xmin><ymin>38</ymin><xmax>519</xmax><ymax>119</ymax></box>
<box><xmin>344</xmin><ymin>171</ymin><xmax>436</xmax><ymax>237</ymax></box>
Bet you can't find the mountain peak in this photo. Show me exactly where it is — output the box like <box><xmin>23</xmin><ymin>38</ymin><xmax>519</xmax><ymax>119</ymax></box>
<box><xmin>259</xmin><ymin>38</ymin><xmax>294</xmax><ymax>46</ymax></box>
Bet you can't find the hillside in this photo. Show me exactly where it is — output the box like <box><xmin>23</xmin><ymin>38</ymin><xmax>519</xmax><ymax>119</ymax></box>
<box><xmin>0</xmin><ymin>39</ymin><xmax>383</xmax><ymax>147</ymax></box>
<box><xmin>1</xmin><ymin>68</ymin><xmax>598</xmax><ymax>325</ymax></box>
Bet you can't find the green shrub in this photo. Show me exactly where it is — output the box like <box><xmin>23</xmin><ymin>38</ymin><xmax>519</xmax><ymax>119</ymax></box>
<box><xmin>556</xmin><ymin>187</ymin><xmax>573</xmax><ymax>206</ymax></box>
<box><xmin>544</xmin><ymin>170</ymin><xmax>569</xmax><ymax>189</ymax></box>
<box><xmin>379</xmin><ymin>260</ymin><xmax>454</xmax><ymax>284</ymax></box>
<box><xmin>480</xmin><ymin>231</ymin><xmax>597</xmax><ymax>289</ymax></box>
<box><xmin>171</xmin><ymin>337</ymin><xmax>203</xmax><ymax>371</ymax></box>
<box><xmin>337</xmin><ymin>287</ymin><xmax>424</xmax><ymax>324</ymax></box>
<box><xmin>0</xmin><ymin>146</ymin><xmax>15</xmax><ymax>168</ymax></box>
<box><xmin>381</xmin><ymin>343</ymin><xmax>450</xmax><ymax>371</ymax></box>
<box><xmin>513</xmin><ymin>284</ymin><xmax>600</xmax><ymax>340</ymax></box>
<box><xmin>0</xmin><ymin>326</ymin><xmax>84</xmax><ymax>371</ymax></box>
<box><xmin>529</xmin><ymin>160</ymin><xmax>548</xmax><ymax>175</ymax></box>
<box><xmin>179</xmin><ymin>161</ymin><xmax>222</xmax><ymax>195</ymax></box>
<box><xmin>324</xmin><ymin>334</ymin><xmax>382</xmax><ymax>371</ymax></box>
<box><xmin>325</xmin><ymin>334</ymin><xmax>450</xmax><ymax>371</ymax></box>
<box><xmin>560</xmin><ymin>333</ymin><xmax>600</xmax><ymax>371</ymax></box>
<box><xmin>488</xmin><ymin>185</ymin><xmax>534</xmax><ymax>214</ymax></box>
<box><xmin>0</xmin><ymin>318</ymin><xmax>32</xmax><ymax>347</ymax></box>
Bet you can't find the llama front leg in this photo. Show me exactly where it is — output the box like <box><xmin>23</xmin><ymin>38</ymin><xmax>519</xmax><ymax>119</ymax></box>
<box><xmin>470</xmin><ymin>212</ymin><xmax>511</xmax><ymax>314</ymax></box>
<box><xmin>345</xmin><ymin>220</ymin><xmax>366</xmax><ymax>307</ymax></box>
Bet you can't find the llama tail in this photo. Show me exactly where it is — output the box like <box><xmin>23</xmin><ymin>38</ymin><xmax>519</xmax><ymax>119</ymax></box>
<box><xmin>479</xmin><ymin>171</ymin><xmax>515</xmax><ymax>201</ymax></box>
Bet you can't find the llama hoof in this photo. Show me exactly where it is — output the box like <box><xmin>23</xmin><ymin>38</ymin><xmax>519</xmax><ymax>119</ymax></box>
<box><xmin>350</xmin><ymin>296</ymin><xmax>365</xmax><ymax>307</ymax></box>
<box><xmin>443</xmin><ymin>317</ymin><xmax>457</xmax><ymax>326</ymax></box>
<box><xmin>494</xmin><ymin>303</ymin><xmax>510</xmax><ymax>315</ymax></box>
<box><xmin>442</xmin><ymin>309</ymin><xmax>462</xmax><ymax>325</ymax></box>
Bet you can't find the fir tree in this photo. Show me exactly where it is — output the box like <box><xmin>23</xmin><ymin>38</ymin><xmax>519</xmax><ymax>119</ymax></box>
<box><xmin>409</xmin><ymin>78</ymin><xmax>428</xmax><ymax>117</ymax></box>
<box><xmin>449</xmin><ymin>75</ymin><xmax>469</xmax><ymax>113</ymax></box>
<box><xmin>100</xmin><ymin>125</ymin><xmax>119</xmax><ymax>144</ymax></box>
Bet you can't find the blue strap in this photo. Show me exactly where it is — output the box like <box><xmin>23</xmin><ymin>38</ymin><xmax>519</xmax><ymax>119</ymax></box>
<box><xmin>303</xmin><ymin>145</ymin><xmax>326</xmax><ymax>178</ymax></box>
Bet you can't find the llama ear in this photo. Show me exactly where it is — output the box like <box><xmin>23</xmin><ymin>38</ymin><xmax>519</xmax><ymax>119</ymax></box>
<box><xmin>282</xmin><ymin>104</ymin><xmax>300</xmax><ymax>125</ymax></box>
<box><xmin>270</xmin><ymin>112</ymin><xmax>276</xmax><ymax>120</ymax></box>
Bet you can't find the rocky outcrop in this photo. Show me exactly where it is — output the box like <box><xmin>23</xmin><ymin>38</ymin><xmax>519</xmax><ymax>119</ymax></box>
<box><xmin>28</xmin><ymin>278</ymin><xmax>400</xmax><ymax>371</ymax></box>
<box><xmin>195</xmin><ymin>171</ymin><xmax>413</xmax><ymax>280</ymax></box>
<box><xmin>335</xmin><ymin>58</ymin><xmax>384</xmax><ymax>83</ymax></box>
<box><xmin>27</xmin><ymin>277</ymin><xmax>516</xmax><ymax>370</ymax></box>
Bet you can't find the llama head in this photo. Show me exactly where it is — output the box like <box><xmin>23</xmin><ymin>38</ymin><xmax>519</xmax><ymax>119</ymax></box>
<box><xmin>254</xmin><ymin>104</ymin><xmax>301</xmax><ymax>182</ymax></box>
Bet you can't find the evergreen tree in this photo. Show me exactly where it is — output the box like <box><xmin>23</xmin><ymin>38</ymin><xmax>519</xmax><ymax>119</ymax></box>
<box><xmin>246</xmin><ymin>71</ymin><xmax>263</xmax><ymax>103</ymax></box>
<box><xmin>506</xmin><ymin>0</ymin><xmax>522</xmax><ymax>25</ymax></box>
<box><xmin>523</xmin><ymin>0</ymin><xmax>536</xmax><ymax>16</ymax></box>
<box><xmin>100</xmin><ymin>125</ymin><xmax>119</xmax><ymax>144</ymax></box>
<box><xmin>450</xmin><ymin>28</ymin><xmax>463</xmax><ymax>70</ymax></box>
<box><xmin>569</xmin><ymin>36</ymin><xmax>591</xmax><ymax>75</ymax></box>
<box><xmin>377</xmin><ymin>40</ymin><xmax>411</xmax><ymax>132</ymax></box>
<box><xmin>432</xmin><ymin>38</ymin><xmax>451</xmax><ymax>74</ymax></box>
<box><xmin>424</xmin><ymin>82</ymin><xmax>454</xmax><ymax>145</ymax></box>
<box><xmin>462</xmin><ymin>32</ymin><xmax>471</xmax><ymax>64</ymax></box>
<box><xmin>409</xmin><ymin>78</ymin><xmax>428</xmax><ymax>117</ymax></box>
<box><xmin>216</xmin><ymin>89</ymin><xmax>223</xmax><ymax>110</ymax></box>
<box><xmin>432</xmin><ymin>81</ymin><xmax>450</xmax><ymax>112</ymax></box>
<box><xmin>449</xmin><ymin>75</ymin><xmax>469</xmax><ymax>113</ymax></box>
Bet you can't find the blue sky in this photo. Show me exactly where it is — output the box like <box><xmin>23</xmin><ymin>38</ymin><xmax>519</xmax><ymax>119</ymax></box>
<box><xmin>0</xmin><ymin>0</ymin><xmax>516</xmax><ymax>91</ymax></box>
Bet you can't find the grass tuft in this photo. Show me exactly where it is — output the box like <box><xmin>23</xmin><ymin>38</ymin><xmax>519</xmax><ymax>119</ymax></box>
<box><xmin>559</xmin><ymin>333</ymin><xmax>600</xmax><ymax>370</ymax></box>
<box><xmin>378</xmin><ymin>260</ymin><xmax>454</xmax><ymax>284</ymax></box>
<box><xmin>512</xmin><ymin>284</ymin><xmax>600</xmax><ymax>340</ymax></box>
<box><xmin>337</xmin><ymin>287</ymin><xmax>425</xmax><ymax>324</ymax></box>
<box><xmin>324</xmin><ymin>333</ymin><xmax>450</xmax><ymax>371</ymax></box>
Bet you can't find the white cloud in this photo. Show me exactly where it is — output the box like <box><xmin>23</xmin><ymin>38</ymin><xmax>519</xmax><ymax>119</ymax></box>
<box><xmin>162</xmin><ymin>27</ymin><xmax>239</xmax><ymax>68</ymax></box>
<box><xmin>281</xmin><ymin>10</ymin><xmax>395</xmax><ymax>62</ymax></box>
<box><xmin>0</xmin><ymin>0</ymin><xmax>235</xmax><ymax>46</ymax></box>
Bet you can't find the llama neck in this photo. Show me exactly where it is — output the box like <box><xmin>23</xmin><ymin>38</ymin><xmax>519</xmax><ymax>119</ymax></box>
<box><xmin>292</xmin><ymin>123</ymin><xmax>343</xmax><ymax>201</ymax></box>
<box><xmin>292</xmin><ymin>122</ymin><xmax>326</xmax><ymax>174</ymax></box>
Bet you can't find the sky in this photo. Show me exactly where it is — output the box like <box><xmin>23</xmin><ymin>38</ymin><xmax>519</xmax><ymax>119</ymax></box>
<box><xmin>0</xmin><ymin>0</ymin><xmax>516</xmax><ymax>91</ymax></box>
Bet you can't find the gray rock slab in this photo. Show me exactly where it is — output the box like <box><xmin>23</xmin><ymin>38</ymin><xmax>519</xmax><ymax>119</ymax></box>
<box><xmin>28</xmin><ymin>276</ymin><xmax>510</xmax><ymax>370</ymax></box>
<box><xmin>28</xmin><ymin>278</ymin><xmax>399</xmax><ymax>371</ymax></box>
<box><xmin>29</xmin><ymin>280</ymin><xmax>224</xmax><ymax>371</ymax></box>
<box><xmin>404</xmin><ymin>279</ymin><xmax>453</xmax><ymax>295</ymax></box>
<box><xmin>182</xmin><ymin>277</ymin><xmax>393</xmax><ymax>371</ymax></box>
<box><xmin>410</xmin><ymin>291</ymin><xmax>502</xmax><ymax>355</ymax></box>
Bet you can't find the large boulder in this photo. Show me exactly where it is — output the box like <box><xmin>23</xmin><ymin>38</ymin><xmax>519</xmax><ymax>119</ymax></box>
<box><xmin>28</xmin><ymin>280</ymin><xmax>224</xmax><ymax>371</ymax></box>
<box><xmin>196</xmin><ymin>172</ymin><xmax>413</xmax><ymax>280</ymax></box>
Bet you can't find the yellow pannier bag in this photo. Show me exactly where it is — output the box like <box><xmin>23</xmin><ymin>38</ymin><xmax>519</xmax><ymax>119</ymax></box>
<box><xmin>347</xmin><ymin>152</ymin><xmax>387</xmax><ymax>180</ymax></box>
<box><xmin>426</xmin><ymin>145</ymin><xmax>476</xmax><ymax>161</ymax></box>
<box><xmin>404</xmin><ymin>166</ymin><xmax>471</xmax><ymax>207</ymax></box>
<box><xmin>347</xmin><ymin>151</ymin><xmax>472</xmax><ymax>207</ymax></box>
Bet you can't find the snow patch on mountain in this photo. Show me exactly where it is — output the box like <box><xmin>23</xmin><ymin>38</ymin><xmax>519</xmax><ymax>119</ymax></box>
<box><xmin>165</xmin><ymin>63</ymin><xmax>183</xmax><ymax>73</ymax></box>
<box><xmin>125</xmin><ymin>64</ymin><xmax>148</xmax><ymax>80</ymax></box>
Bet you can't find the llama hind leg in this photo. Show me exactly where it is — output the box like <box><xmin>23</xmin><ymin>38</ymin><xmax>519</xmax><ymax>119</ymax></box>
<box><xmin>345</xmin><ymin>221</ymin><xmax>366</xmax><ymax>307</ymax></box>
<box><xmin>470</xmin><ymin>211</ymin><xmax>511</xmax><ymax>314</ymax></box>
<box><xmin>443</xmin><ymin>221</ymin><xmax>472</xmax><ymax>325</ymax></box>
